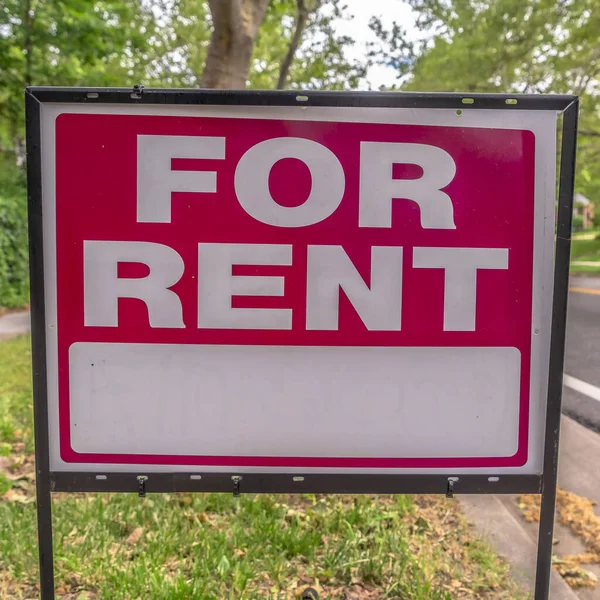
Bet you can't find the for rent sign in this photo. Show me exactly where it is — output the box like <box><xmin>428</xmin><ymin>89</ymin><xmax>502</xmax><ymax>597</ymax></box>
<box><xmin>36</xmin><ymin>98</ymin><xmax>558</xmax><ymax>475</ymax></box>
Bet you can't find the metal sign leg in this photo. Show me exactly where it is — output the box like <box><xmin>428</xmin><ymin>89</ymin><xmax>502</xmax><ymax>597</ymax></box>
<box><xmin>36</xmin><ymin>479</ymin><xmax>55</xmax><ymax>599</ymax></box>
<box><xmin>26</xmin><ymin>89</ymin><xmax>56</xmax><ymax>599</ymax></box>
<box><xmin>533</xmin><ymin>98</ymin><xmax>579</xmax><ymax>600</ymax></box>
<box><xmin>535</xmin><ymin>483</ymin><xmax>559</xmax><ymax>600</ymax></box>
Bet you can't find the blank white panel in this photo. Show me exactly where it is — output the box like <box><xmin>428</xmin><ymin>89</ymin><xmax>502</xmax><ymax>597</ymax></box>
<box><xmin>69</xmin><ymin>343</ymin><xmax>520</xmax><ymax>460</ymax></box>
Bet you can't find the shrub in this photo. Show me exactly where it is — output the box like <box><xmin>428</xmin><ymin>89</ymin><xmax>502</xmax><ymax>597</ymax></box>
<box><xmin>572</xmin><ymin>214</ymin><xmax>584</xmax><ymax>233</ymax></box>
<box><xmin>0</xmin><ymin>191</ymin><xmax>29</xmax><ymax>308</ymax></box>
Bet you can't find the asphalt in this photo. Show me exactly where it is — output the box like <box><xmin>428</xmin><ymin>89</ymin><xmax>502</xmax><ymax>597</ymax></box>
<box><xmin>564</xmin><ymin>276</ymin><xmax>600</xmax><ymax>432</ymax></box>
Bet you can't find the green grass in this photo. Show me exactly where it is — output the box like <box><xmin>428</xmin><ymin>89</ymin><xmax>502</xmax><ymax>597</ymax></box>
<box><xmin>572</xmin><ymin>228</ymin><xmax>600</xmax><ymax>238</ymax></box>
<box><xmin>571</xmin><ymin>234</ymin><xmax>600</xmax><ymax>261</ymax></box>
<box><xmin>570</xmin><ymin>232</ymin><xmax>600</xmax><ymax>273</ymax></box>
<box><xmin>0</xmin><ymin>336</ymin><xmax>34</xmax><ymax>453</ymax></box>
<box><xmin>570</xmin><ymin>263</ymin><xmax>600</xmax><ymax>274</ymax></box>
<box><xmin>0</xmin><ymin>336</ymin><xmax>526</xmax><ymax>600</ymax></box>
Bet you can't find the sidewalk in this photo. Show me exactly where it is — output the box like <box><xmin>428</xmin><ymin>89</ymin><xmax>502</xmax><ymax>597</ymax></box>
<box><xmin>462</xmin><ymin>416</ymin><xmax>600</xmax><ymax>599</ymax></box>
<box><xmin>0</xmin><ymin>310</ymin><xmax>30</xmax><ymax>341</ymax></box>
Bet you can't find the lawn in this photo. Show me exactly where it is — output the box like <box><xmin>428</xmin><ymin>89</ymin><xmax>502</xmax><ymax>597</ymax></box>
<box><xmin>571</xmin><ymin>234</ymin><xmax>600</xmax><ymax>260</ymax></box>
<box><xmin>570</xmin><ymin>231</ymin><xmax>600</xmax><ymax>274</ymax></box>
<box><xmin>0</xmin><ymin>336</ymin><xmax>526</xmax><ymax>600</ymax></box>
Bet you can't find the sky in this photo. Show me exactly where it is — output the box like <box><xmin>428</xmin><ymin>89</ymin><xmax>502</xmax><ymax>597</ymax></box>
<box><xmin>334</xmin><ymin>0</ymin><xmax>419</xmax><ymax>89</ymax></box>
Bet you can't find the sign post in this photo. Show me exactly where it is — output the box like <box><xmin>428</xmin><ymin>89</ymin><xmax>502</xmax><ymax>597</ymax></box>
<box><xmin>534</xmin><ymin>97</ymin><xmax>578</xmax><ymax>600</ymax></box>
<box><xmin>25</xmin><ymin>88</ymin><xmax>578</xmax><ymax>600</ymax></box>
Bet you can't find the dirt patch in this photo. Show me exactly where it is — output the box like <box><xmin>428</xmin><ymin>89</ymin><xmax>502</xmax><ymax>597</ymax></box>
<box><xmin>0</xmin><ymin>452</ymin><xmax>36</xmax><ymax>503</ymax></box>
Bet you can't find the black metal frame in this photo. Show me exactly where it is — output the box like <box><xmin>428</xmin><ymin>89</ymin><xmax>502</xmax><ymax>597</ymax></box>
<box><xmin>25</xmin><ymin>87</ymin><xmax>578</xmax><ymax>600</ymax></box>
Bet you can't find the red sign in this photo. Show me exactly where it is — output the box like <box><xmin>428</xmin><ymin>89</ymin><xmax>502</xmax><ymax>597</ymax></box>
<box><xmin>53</xmin><ymin>112</ymin><xmax>535</xmax><ymax>469</ymax></box>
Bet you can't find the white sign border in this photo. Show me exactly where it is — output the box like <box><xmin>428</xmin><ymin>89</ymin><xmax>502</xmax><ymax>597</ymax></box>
<box><xmin>39</xmin><ymin>102</ymin><xmax>557</xmax><ymax>475</ymax></box>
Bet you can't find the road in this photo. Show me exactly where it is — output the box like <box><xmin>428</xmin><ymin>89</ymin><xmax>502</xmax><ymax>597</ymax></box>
<box><xmin>564</xmin><ymin>276</ymin><xmax>600</xmax><ymax>432</ymax></box>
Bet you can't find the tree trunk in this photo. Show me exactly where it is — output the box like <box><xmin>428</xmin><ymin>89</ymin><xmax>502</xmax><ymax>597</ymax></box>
<box><xmin>276</xmin><ymin>0</ymin><xmax>310</xmax><ymax>90</ymax></box>
<box><xmin>24</xmin><ymin>0</ymin><xmax>34</xmax><ymax>87</ymax></box>
<box><xmin>201</xmin><ymin>0</ymin><xmax>270</xmax><ymax>89</ymax></box>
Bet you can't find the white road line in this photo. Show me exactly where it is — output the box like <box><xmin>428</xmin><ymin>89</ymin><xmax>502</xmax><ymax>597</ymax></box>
<box><xmin>564</xmin><ymin>374</ymin><xmax>600</xmax><ymax>403</ymax></box>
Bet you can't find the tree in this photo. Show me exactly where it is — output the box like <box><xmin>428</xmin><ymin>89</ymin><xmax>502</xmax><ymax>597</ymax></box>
<box><xmin>200</xmin><ymin>0</ymin><xmax>271</xmax><ymax>88</ymax></box>
<box><xmin>252</xmin><ymin>0</ymin><xmax>366</xmax><ymax>90</ymax></box>
<box><xmin>0</xmin><ymin>0</ymin><xmax>159</xmax><ymax>158</ymax></box>
<box><xmin>370</xmin><ymin>0</ymin><xmax>600</xmax><ymax>201</ymax></box>
<box><xmin>271</xmin><ymin>0</ymin><xmax>366</xmax><ymax>90</ymax></box>
<box><xmin>160</xmin><ymin>0</ymin><xmax>366</xmax><ymax>90</ymax></box>
<box><xmin>0</xmin><ymin>0</ymin><xmax>369</xmax><ymax>310</ymax></box>
<box><xmin>276</xmin><ymin>0</ymin><xmax>321</xmax><ymax>89</ymax></box>
<box><xmin>0</xmin><ymin>0</ymin><xmax>367</xmax><ymax>159</ymax></box>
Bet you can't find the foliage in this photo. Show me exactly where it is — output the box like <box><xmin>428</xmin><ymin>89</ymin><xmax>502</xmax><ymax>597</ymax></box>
<box><xmin>0</xmin><ymin>0</ymin><xmax>160</xmax><ymax>149</ymax></box>
<box><xmin>572</xmin><ymin>215</ymin><xmax>585</xmax><ymax>233</ymax></box>
<box><xmin>261</xmin><ymin>0</ymin><xmax>367</xmax><ymax>90</ymax></box>
<box><xmin>155</xmin><ymin>0</ymin><xmax>366</xmax><ymax>89</ymax></box>
<box><xmin>0</xmin><ymin>160</ymin><xmax>28</xmax><ymax>308</ymax></box>
<box><xmin>370</xmin><ymin>0</ymin><xmax>600</xmax><ymax>206</ymax></box>
<box><xmin>368</xmin><ymin>15</ymin><xmax>417</xmax><ymax>85</ymax></box>
<box><xmin>0</xmin><ymin>0</ymin><xmax>368</xmax><ymax>307</ymax></box>
<box><xmin>0</xmin><ymin>336</ymin><xmax>526</xmax><ymax>599</ymax></box>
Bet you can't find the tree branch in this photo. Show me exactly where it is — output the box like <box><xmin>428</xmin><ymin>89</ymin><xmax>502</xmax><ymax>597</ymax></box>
<box><xmin>277</xmin><ymin>0</ymin><xmax>312</xmax><ymax>90</ymax></box>
<box><xmin>24</xmin><ymin>0</ymin><xmax>33</xmax><ymax>87</ymax></box>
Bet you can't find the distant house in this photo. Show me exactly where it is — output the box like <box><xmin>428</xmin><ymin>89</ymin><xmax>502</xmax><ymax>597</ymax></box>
<box><xmin>574</xmin><ymin>193</ymin><xmax>595</xmax><ymax>229</ymax></box>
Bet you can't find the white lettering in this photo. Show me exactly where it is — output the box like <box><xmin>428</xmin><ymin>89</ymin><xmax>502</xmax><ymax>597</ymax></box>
<box><xmin>234</xmin><ymin>137</ymin><xmax>345</xmax><ymax>227</ymax></box>
<box><xmin>306</xmin><ymin>245</ymin><xmax>403</xmax><ymax>330</ymax></box>
<box><xmin>413</xmin><ymin>247</ymin><xmax>509</xmax><ymax>331</ymax></box>
<box><xmin>137</xmin><ymin>135</ymin><xmax>225</xmax><ymax>223</ymax></box>
<box><xmin>197</xmin><ymin>243</ymin><xmax>292</xmax><ymax>329</ymax></box>
<box><xmin>84</xmin><ymin>241</ymin><xmax>185</xmax><ymax>328</ymax></box>
<box><xmin>359</xmin><ymin>142</ymin><xmax>456</xmax><ymax>229</ymax></box>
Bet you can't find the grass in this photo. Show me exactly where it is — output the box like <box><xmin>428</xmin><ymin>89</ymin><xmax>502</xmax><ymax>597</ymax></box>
<box><xmin>570</xmin><ymin>233</ymin><xmax>600</xmax><ymax>261</ymax></box>
<box><xmin>570</xmin><ymin>263</ymin><xmax>600</xmax><ymax>274</ymax></box>
<box><xmin>0</xmin><ymin>336</ymin><xmax>527</xmax><ymax>600</ymax></box>
<box><xmin>570</xmin><ymin>231</ymin><xmax>600</xmax><ymax>274</ymax></box>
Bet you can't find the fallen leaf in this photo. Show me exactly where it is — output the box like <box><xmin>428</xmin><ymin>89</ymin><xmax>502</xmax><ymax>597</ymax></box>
<box><xmin>519</xmin><ymin>488</ymin><xmax>600</xmax><ymax>589</ymax></box>
<box><xmin>126</xmin><ymin>527</ymin><xmax>143</xmax><ymax>545</ymax></box>
<box><xmin>3</xmin><ymin>489</ymin><xmax>34</xmax><ymax>504</ymax></box>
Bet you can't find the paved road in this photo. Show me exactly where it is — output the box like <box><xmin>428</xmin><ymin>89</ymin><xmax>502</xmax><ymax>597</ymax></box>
<box><xmin>0</xmin><ymin>310</ymin><xmax>30</xmax><ymax>341</ymax></box>
<box><xmin>564</xmin><ymin>276</ymin><xmax>600</xmax><ymax>432</ymax></box>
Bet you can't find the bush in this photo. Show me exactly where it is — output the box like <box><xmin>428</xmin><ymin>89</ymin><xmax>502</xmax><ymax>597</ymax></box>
<box><xmin>0</xmin><ymin>191</ymin><xmax>29</xmax><ymax>308</ymax></box>
<box><xmin>572</xmin><ymin>214</ymin><xmax>584</xmax><ymax>232</ymax></box>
